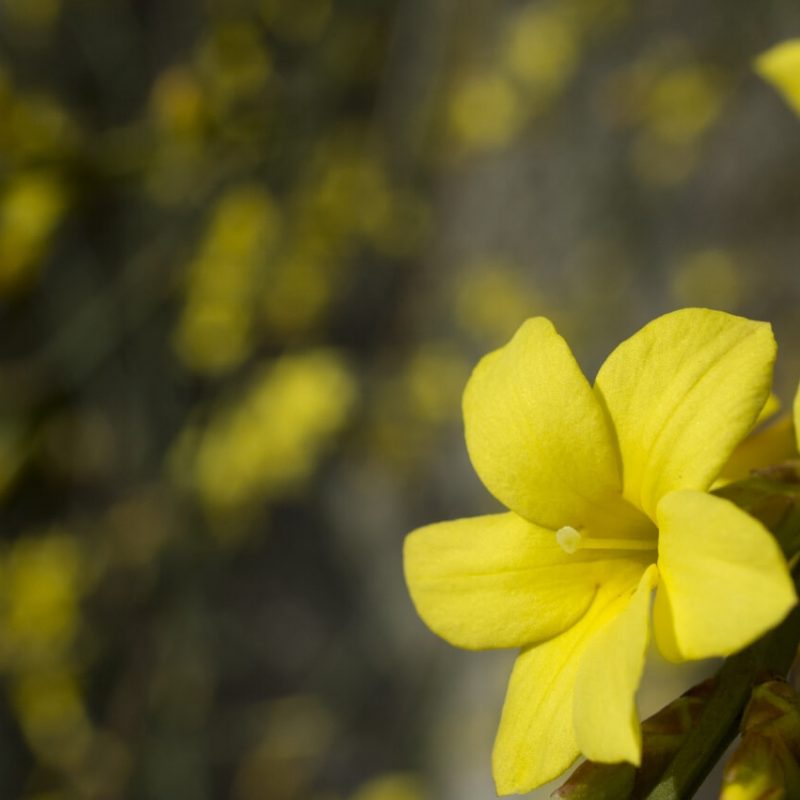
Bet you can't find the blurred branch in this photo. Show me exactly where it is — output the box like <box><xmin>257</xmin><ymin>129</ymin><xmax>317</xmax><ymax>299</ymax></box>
<box><xmin>0</xmin><ymin>229</ymin><xmax>186</xmax><ymax>413</ymax></box>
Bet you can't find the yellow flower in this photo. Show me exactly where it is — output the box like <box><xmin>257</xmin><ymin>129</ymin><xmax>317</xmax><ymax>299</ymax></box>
<box><xmin>755</xmin><ymin>40</ymin><xmax>800</xmax><ymax>117</ymax></box>
<box><xmin>404</xmin><ymin>309</ymin><xmax>796</xmax><ymax>794</ymax></box>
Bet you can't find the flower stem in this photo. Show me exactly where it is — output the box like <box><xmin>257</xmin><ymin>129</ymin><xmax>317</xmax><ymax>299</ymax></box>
<box><xmin>643</xmin><ymin>595</ymin><xmax>800</xmax><ymax>800</ymax></box>
<box><xmin>644</xmin><ymin>468</ymin><xmax>800</xmax><ymax>800</ymax></box>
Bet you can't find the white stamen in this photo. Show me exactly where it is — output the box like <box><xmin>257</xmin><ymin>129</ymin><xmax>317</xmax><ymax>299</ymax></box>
<box><xmin>556</xmin><ymin>526</ymin><xmax>582</xmax><ymax>554</ymax></box>
<box><xmin>556</xmin><ymin>526</ymin><xmax>658</xmax><ymax>555</ymax></box>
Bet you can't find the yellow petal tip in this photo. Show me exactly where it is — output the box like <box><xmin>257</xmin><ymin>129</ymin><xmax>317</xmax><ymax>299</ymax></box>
<box><xmin>755</xmin><ymin>39</ymin><xmax>800</xmax><ymax>115</ymax></box>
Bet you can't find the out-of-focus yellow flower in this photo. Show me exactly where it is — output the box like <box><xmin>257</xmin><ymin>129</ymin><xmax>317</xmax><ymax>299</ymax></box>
<box><xmin>642</xmin><ymin>65</ymin><xmax>725</xmax><ymax>145</ymax></box>
<box><xmin>0</xmin><ymin>172</ymin><xmax>67</xmax><ymax>293</ymax></box>
<box><xmin>448</xmin><ymin>72</ymin><xmax>522</xmax><ymax>152</ymax></box>
<box><xmin>405</xmin><ymin>344</ymin><xmax>469</xmax><ymax>424</ymax></box>
<box><xmin>174</xmin><ymin>185</ymin><xmax>281</xmax><ymax>374</ymax></box>
<box><xmin>196</xmin><ymin>23</ymin><xmax>271</xmax><ymax>105</ymax></box>
<box><xmin>0</xmin><ymin>531</ymin><xmax>91</xmax><ymax>780</ymax></box>
<box><xmin>3</xmin><ymin>94</ymin><xmax>79</xmax><ymax>162</ymax></box>
<box><xmin>305</xmin><ymin>149</ymin><xmax>393</xmax><ymax>244</ymax></box>
<box><xmin>455</xmin><ymin>261</ymin><xmax>542</xmax><ymax>345</ymax></box>
<box><xmin>12</xmin><ymin>668</ymin><xmax>92</xmax><ymax>768</ymax></box>
<box><xmin>364</xmin><ymin>344</ymin><xmax>469</xmax><ymax>470</ymax></box>
<box><xmin>145</xmin><ymin>66</ymin><xmax>209</xmax><ymax>203</ymax></box>
<box><xmin>172</xmin><ymin>350</ymin><xmax>356</xmax><ymax>517</ymax></box>
<box><xmin>755</xmin><ymin>40</ymin><xmax>800</xmax><ymax>117</ymax></box>
<box><xmin>622</xmin><ymin>59</ymin><xmax>725</xmax><ymax>187</ymax></box>
<box><xmin>351</xmin><ymin>773</ymin><xmax>425</xmax><ymax>800</ymax></box>
<box><xmin>233</xmin><ymin>695</ymin><xmax>335</xmax><ymax>800</ymax></box>
<box><xmin>503</xmin><ymin>5</ymin><xmax>580</xmax><ymax>111</ymax></box>
<box><xmin>150</xmin><ymin>67</ymin><xmax>206</xmax><ymax>138</ymax></box>
<box><xmin>2</xmin><ymin>533</ymin><xmax>82</xmax><ymax>665</ymax></box>
<box><xmin>671</xmin><ymin>248</ymin><xmax>744</xmax><ymax>311</ymax></box>
<box><xmin>260</xmin><ymin>142</ymin><xmax>427</xmax><ymax>337</ymax></box>
<box><xmin>288</xmin><ymin>137</ymin><xmax>427</xmax><ymax>263</ymax></box>
<box><xmin>405</xmin><ymin>309</ymin><xmax>794</xmax><ymax>794</ymax></box>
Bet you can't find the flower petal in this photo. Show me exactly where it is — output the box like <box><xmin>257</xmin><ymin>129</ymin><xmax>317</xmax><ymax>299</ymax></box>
<box><xmin>595</xmin><ymin>309</ymin><xmax>776</xmax><ymax>517</ymax></box>
<box><xmin>404</xmin><ymin>512</ymin><xmax>651</xmax><ymax>650</ymax></box>
<box><xmin>492</xmin><ymin>562</ymin><xmax>646</xmax><ymax>794</ymax></box>
<box><xmin>654</xmin><ymin>490</ymin><xmax>796</xmax><ymax>662</ymax></box>
<box><xmin>716</xmin><ymin>413</ymin><xmax>796</xmax><ymax>486</ymax></box>
<box><xmin>573</xmin><ymin>565</ymin><xmax>658</xmax><ymax>765</ymax></box>
<box><xmin>758</xmin><ymin>392</ymin><xmax>782</xmax><ymax>426</ymax></box>
<box><xmin>755</xmin><ymin>39</ymin><xmax>800</xmax><ymax>117</ymax></box>
<box><xmin>715</xmin><ymin>389</ymin><xmax>789</xmax><ymax>486</ymax></box>
<box><xmin>463</xmin><ymin>317</ymin><xmax>625</xmax><ymax>531</ymax></box>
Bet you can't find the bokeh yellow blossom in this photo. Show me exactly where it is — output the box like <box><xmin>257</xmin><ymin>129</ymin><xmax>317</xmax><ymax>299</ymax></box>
<box><xmin>172</xmin><ymin>350</ymin><xmax>356</xmax><ymax>517</ymax></box>
<box><xmin>0</xmin><ymin>172</ymin><xmax>66</xmax><ymax>293</ymax></box>
<box><xmin>448</xmin><ymin>72</ymin><xmax>522</xmax><ymax>152</ymax></box>
<box><xmin>504</xmin><ymin>5</ymin><xmax>580</xmax><ymax>107</ymax></box>
<box><xmin>351</xmin><ymin>773</ymin><xmax>425</xmax><ymax>800</ymax></box>
<box><xmin>174</xmin><ymin>185</ymin><xmax>281</xmax><ymax>374</ymax></box>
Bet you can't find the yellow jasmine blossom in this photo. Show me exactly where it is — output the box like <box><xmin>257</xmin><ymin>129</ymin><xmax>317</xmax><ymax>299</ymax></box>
<box><xmin>755</xmin><ymin>40</ymin><xmax>800</xmax><ymax>117</ymax></box>
<box><xmin>404</xmin><ymin>308</ymin><xmax>796</xmax><ymax>794</ymax></box>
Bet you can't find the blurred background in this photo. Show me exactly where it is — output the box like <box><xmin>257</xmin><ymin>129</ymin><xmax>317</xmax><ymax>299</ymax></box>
<box><xmin>0</xmin><ymin>0</ymin><xmax>800</xmax><ymax>798</ymax></box>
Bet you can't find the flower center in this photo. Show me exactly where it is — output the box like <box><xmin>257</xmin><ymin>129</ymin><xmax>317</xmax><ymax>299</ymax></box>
<box><xmin>555</xmin><ymin>525</ymin><xmax>658</xmax><ymax>555</ymax></box>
